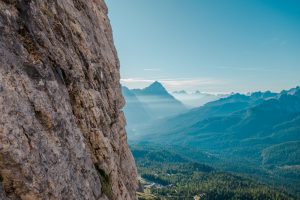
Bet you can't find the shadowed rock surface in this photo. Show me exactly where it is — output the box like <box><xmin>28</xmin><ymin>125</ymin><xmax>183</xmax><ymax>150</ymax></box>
<box><xmin>0</xmin><ymin>0</ymin><xmax>137</xmax><ymax>199</ymax></box>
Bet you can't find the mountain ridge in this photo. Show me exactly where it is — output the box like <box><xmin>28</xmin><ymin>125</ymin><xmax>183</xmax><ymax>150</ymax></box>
<box><xmin>132</xmin><ymin>86</ymin><xmax>300</xmax><ymax>196</ymax></box>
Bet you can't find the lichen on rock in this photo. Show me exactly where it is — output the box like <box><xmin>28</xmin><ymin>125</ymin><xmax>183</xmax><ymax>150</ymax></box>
<box><xmin>0</xmin><ymin>0</ymin><xmax>138</xmax><ymax>199</ymax></box>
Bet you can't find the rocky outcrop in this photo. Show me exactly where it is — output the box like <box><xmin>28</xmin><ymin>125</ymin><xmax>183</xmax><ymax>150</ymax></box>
<box><xmin>0</xmin><ymin>0</ymin><xmax>138</xmax><ymax>199</ymax></box>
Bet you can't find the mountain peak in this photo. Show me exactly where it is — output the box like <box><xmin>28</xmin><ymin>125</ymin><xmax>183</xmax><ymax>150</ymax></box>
<box><xmin>151</xmin><ymin>81</ymin><xmax>164</xmax><ymax>87</ymax></box>
<box><xmin>286</xmin><ymin>86</ymin><xmax>300</xmax><ymax>95</ymax></box>
<box><xmin>143</xmin><ymin>81</ymin><xmax>168</xmax><ymax>94</ymax></box>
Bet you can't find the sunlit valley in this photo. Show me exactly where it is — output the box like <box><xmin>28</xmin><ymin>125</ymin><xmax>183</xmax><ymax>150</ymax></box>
<box><xmin>123</xmin><ymin>83</ymin><xmax>300</xmax><ymax>199</ymax></box>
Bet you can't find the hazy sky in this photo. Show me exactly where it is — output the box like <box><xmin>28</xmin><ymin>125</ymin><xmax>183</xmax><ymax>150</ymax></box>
<box><xmin>106</xmin><ymin>0</ymin><xmax>300</xmax><ymax>93</ymax></box>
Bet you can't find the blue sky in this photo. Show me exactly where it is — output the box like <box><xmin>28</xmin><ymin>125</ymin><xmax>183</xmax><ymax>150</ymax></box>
<box><xmin>105</xmin><ymin>0</ymin><xmax>300</xmax><ymax>93</ymax></box>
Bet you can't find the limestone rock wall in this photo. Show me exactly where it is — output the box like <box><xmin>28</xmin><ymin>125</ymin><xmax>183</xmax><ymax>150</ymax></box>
<box><xmin>0</xmin><ymin>0</ymin><xmax>138</xmax><ymax>199</ymax></box>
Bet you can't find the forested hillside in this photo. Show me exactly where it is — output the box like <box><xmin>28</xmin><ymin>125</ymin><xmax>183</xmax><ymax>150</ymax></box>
<box><xmin>132</xmin><ymin>146</ymin><xmax>296</xmax><ymax>200</ymax></box>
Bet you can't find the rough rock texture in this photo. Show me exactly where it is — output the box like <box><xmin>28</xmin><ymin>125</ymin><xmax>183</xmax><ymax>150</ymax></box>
<box><xmin>0</xmin><ymin>0</ymin><xmax>138</xmax><ymax>199</ymax></box>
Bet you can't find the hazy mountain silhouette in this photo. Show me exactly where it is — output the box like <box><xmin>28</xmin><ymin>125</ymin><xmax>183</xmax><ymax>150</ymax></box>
<box><xmin>138</xmin><ymin>87</ymin><xmax>300</xmax><ymax>145</ymax></box>
<box><xmin>139</xmin><ymin>92</ymin><xmax>270</xmax><ymax>137</ymax></box>
<box><xmin>129</xmin><ymin>81</ymin><xmax>187</xmax><ymax>119</ymax></box>
<box><xmin>122</xmin><ymin>86</ymin><xmax>151</xmax><ymax>125</ymax></box>
<box><xmin>134</xmin><ymin>87</ymin><xmax>300</xmax><ymax>188</ymax></box>
<box><xmin>172</xmin><ymin>90</ymin><xmax>228</xmax><ymax>108</ymax></box>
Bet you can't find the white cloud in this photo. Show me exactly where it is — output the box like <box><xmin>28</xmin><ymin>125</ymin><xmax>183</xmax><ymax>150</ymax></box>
<box><xmin>121</xmin><ymin>77</ymin><xmax>225</xmax><ymax>92</ymax></box>
<box><xmin>143</xmin><ymin>68</ymin><xmax>161</xmax><ymax>71</ymax></box>
<box><xmin>121</xmin><ymin>78</ymin><xmax>154</xmax><ymax>83</ymax></box>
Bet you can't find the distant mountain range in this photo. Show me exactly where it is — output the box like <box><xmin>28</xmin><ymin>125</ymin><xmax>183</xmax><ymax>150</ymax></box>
<box><xmin>172</xmin><ymin>90</ymin><xmax>228</xmax><ymax>108</ymax></box>
<box><xmin>137</xmin><ymin>87</ymin><xmax>300</xmax><ymax>144</ymax></box>
<box><xmin>133</xmin><ymin>86</ymin><xmax>300</xmax><ymax>196</ymax></box>
<box><xmin>122</xmin><ymin>81</ymin><xmax>187</xmax><ymax>130</ymax></box>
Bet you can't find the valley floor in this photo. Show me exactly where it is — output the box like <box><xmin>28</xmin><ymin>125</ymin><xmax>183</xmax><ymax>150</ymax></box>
<box><xmin>132</xmin><ymin>145</ymin><xmax>298</xmax><ymax>200</ymax></box>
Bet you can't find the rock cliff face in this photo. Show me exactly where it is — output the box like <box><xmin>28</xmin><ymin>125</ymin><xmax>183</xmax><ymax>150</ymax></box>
<box><xmin>0</xmin><ymin>0</ymin><xmax>138</xmax><ymax>199</ymax></box>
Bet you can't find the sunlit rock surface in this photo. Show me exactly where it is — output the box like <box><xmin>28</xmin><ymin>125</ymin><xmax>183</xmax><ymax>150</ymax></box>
<box><xmin>0</xmin><ymin>0</ymin><xmax>137</xmax><ymax>199</ymax></box>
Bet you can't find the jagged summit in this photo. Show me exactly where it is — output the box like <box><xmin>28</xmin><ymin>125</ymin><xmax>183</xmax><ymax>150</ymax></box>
<box><xmin>250</xmin><ymin>91</ymin><xmax>277</xmax><ymax>99</ymax></box>
<box><xmin>126</xmin><ymin>82</ymin><xmax>187</xmax><ymax>120</ymax></box>
<box><xmin>143</xmin><ymin>81</ymin><xmax>168</xmax><ymax>95</ymax></box>
<box><xmin>285</xmin><ymin>86</ymin><xmax>300</xmax><ymax>96</ymax></box>
<box><xmin>131</xmin><ymin>81</ymin><xmax>171</xmax><ymax>97</ymax></box>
